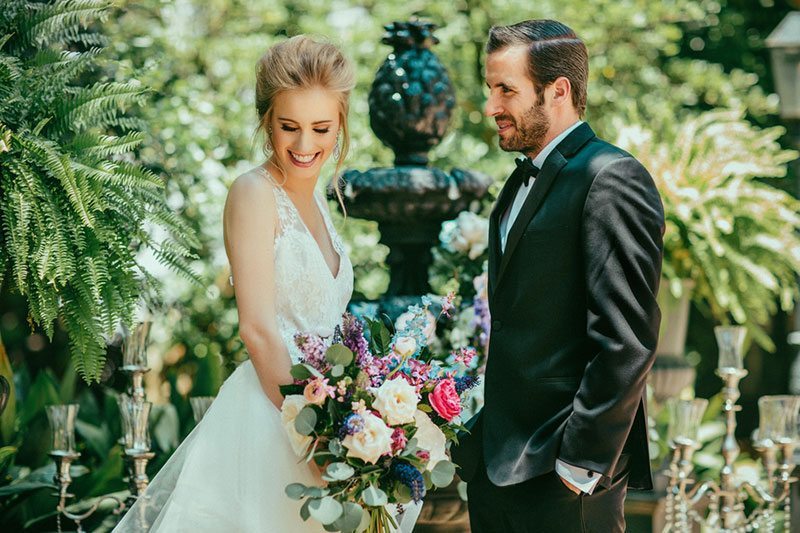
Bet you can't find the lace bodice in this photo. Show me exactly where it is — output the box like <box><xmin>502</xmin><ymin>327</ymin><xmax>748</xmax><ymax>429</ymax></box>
<box><xmin>235</xmin><ymin>167</ymin><xmax>353</xmax><ymax>363</ymax></box>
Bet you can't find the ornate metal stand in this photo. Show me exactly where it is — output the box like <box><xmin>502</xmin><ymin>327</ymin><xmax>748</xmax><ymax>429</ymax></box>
<box><xmin>46</xmin><ymin>406</ymin><xmax>125</xmax><ymax>532</ymax></box>
<box><xmin>663</xmin><ymin>326</ymin><xmax>799</xmax><ymax>532</ymax></box>
<box><xmin>335</xmin><ymin>18</ymin><xmax>492</xmax><ymax>316</ymax></box>
<box><xmin>46</xmin><ymin>322</ymin><xmax>156</xmax><ymax>530</ymax></box>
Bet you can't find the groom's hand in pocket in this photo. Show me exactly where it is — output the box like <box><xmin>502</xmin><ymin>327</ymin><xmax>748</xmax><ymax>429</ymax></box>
<box><xmin>558</xmin><ymin>474</ymin><xmax>582</xmax><ymax>495</ymax></box>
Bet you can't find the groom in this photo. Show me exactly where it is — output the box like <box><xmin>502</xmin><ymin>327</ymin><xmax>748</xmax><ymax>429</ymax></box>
<box><xmin>452</xmin><ymin>19</ymin><xmax>664</xmax><ymax>533</ymax></box>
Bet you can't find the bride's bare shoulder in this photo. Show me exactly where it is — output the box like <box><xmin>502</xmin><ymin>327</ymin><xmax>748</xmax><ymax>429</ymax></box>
<box><xmin>226</xmin><ymin>166</ymin><xmax>276</xmax><ymax>209</ymax></box>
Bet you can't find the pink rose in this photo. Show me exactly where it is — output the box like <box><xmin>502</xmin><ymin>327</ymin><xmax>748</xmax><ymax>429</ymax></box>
<box><xmin>429</xmin><ymin>378</ymin><xmax>461</xmax><ymax>421</ymax></box>
<box><xmin>391</xmin><ymin>427</ymin><xmax>408</xmax><ymax>454</ymax></box>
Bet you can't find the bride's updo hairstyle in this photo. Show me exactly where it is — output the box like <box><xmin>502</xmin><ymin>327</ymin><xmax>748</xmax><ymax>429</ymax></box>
<box><xmin>255</xmin><ymin>35</ymin><xmax>355</xmax><ymax>196</ymax></box>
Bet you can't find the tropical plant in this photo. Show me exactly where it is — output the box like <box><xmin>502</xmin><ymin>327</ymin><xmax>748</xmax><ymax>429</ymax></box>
<box><xmin>0</xmin><ymin>0</ymin><xmax>199</xmax><ymax>382</ymax></box>
<box><xmin>617</xmin><ymin>109</ymin><xmax>800</xmax><ymax>351</ymax></box>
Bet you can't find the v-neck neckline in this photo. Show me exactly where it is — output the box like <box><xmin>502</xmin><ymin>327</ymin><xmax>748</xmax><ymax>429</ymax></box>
<box><xmin>263</xmin><ymin>168</ymin><xmax>342</xmax><ymax>281</ymax></box>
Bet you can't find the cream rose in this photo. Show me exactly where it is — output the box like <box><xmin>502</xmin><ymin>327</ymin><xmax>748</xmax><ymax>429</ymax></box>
<box><xmin>373</xmin><ymin>376</ymin><xmax>419</xmax><ymax>425</ymax></box>
<box><xmin>342</xmin><ymin>412</ymin><xmax>394</xmax><ymax>464</ymax></box>
<box><xmin>280</xmin><ymin>395</ymin><xmax>313</xmax><ymax>457</ymax></box>
<box><xmin>391</xmin><ymin>336</ymin><xmax>418</xmax><ymax>359</ymax></box>
<box><xmin>413</xmin><ymin>410</ymin><xmax>448</xmax><ymax>471</ymax></box>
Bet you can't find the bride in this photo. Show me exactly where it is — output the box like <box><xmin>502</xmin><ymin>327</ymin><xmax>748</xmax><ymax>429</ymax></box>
<box><xmin>114</xmin><ymin>35</ymin><xmax>418</xmax><ymax>532</ymax></box>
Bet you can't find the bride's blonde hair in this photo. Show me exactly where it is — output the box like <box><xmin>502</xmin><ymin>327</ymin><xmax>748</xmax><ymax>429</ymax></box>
<box><xmin>255</xmin><ymin>35</ymin><xmax>355</xmax><ymax>209</ymax></box>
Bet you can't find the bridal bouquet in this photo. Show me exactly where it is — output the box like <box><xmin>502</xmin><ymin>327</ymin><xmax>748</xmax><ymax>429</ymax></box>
<box><xmin>279</xmin><ymin>297</ymin><xmax>477</xmax><ymax>533</ymax></box>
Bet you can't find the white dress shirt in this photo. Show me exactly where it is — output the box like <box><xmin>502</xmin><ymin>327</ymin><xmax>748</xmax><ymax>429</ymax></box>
<box><xmin>499</xmin><ymin>120</ymin><xmax>583</xmax><ymax>252</ymax></box>
<box><xmin>498</xmin><ymin>120</ymin><xmax>601</xmax><ymax>495</ymax></box>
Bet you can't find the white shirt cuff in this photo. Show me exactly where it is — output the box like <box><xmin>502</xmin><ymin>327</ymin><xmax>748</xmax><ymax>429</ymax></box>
<box><xmin>555</xmin><ymin>459</ymin><xmax>601</xmax><ymax>495</ymax></box>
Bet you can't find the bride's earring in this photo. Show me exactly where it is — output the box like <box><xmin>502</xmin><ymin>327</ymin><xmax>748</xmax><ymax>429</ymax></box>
<box><xmin>265</xmin><ymin>127</ymin><xmax>274</xmax><ymax>155</ymax></box>
<box><xmin>333</xmin><ymin>132</ymin><xmax>341</xmax><ymax>160</ymax></box>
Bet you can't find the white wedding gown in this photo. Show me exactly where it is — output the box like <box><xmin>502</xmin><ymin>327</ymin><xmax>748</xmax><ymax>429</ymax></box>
<box><xmin>114</xmin><ymin>168</ymin><xmax>420</xmax><ymax>532</ymax></box>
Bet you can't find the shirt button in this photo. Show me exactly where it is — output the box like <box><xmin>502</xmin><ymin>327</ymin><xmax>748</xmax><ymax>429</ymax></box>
<box><xmin>492</xmin><ymin>320</ymin><xmax>502</xmax><ymax>331</ymax></box>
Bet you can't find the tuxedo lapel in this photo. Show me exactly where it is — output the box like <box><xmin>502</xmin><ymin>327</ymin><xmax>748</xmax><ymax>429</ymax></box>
<box><xmin>495</xmin><ymin>153</ymin><xmax>567</xmax><ymax>287</ymax></box>
<box><xmin>488</xmin><ymin>168</ymin><xmax>524</xmax><ymax>294</ymax></box>
<box><xmin>494</xmin><ymin>123</ymin><xmax>597</xmax><ymax>290</ymax></box>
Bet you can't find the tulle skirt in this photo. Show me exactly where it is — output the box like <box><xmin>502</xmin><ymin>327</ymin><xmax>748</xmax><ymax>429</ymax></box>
<box><xmin>113</xmin><ymin>360</ymin><xmax>420</xmax><ymax>532</ymax></box>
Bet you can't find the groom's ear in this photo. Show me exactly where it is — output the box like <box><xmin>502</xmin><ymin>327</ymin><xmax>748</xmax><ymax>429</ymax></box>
<box><xmin>548</xmin><ymin>76</ymin><xmax>573</xmax><ymax>109</ymax></box>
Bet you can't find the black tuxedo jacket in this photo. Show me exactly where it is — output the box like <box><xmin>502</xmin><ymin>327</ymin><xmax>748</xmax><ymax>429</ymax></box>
<box><xmin>452</xmin><ymin>122</ymin><xmax>664</xmax><ymax>491</ymax></box>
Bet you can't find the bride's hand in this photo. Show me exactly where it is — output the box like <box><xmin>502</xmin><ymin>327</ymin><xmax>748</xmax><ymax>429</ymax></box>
<box><xmin>310</xmin><ymin>461</ymin><xmax>329</xmax><ymax>486</ymax></box>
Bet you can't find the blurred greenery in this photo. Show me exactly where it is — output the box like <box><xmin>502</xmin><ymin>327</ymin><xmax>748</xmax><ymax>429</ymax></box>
<box><xmin>2</xmin><ymin>0</ymin><xmax>800</xmax><ymax>530</ymax></box>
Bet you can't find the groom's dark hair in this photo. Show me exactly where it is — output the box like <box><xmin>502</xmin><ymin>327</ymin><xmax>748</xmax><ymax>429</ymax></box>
<box><xmin>487</xmin><ymin>20</ymin><xmax>588</xmax><ymax>116</ymax></box>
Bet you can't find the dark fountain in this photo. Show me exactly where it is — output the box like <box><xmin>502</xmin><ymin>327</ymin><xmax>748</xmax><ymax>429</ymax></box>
<box><xmin>335</xmin><ymin>19</ymin><xmax>492</xmax><ymax>324</ymax></box>
<box><xmin>332</xmin><ymin>19</ymin><xmax>492</xmax><ymax>532</ymax></box>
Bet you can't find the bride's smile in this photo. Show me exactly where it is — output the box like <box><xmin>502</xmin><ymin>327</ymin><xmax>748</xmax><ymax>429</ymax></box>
<box><xmin>269</xmin><ymin>86</ymin><xmax>341</xmax><ymax>182</ymax></box>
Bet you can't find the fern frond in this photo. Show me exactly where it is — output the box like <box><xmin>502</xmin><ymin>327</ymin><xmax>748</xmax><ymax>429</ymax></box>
<box><xmin>62</xmin><ymin>81</ymin><xmax>148</xmax><ymax>132</ymax></box>
<box><xmin>0</xmin><ymin>0</ymin><xmax>200</xmax><ymax>383</ymax></box>
<box><xmin>25</xmin><ymin>0</ymin><xmax>111</xmax><ymax>48</ymax></box>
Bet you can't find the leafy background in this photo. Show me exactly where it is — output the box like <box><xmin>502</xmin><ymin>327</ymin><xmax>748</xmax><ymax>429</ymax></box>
<box><xmin>1</xmin><ymin>0</ymin><xmax>799</xmax><ymax>530</ymax></box>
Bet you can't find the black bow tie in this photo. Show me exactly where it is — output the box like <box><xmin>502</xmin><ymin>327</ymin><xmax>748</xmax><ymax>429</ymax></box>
<box><xmin>512</xmin><ymin>157</ymin><xmax>539</xmax><ymax>187</ymax></box>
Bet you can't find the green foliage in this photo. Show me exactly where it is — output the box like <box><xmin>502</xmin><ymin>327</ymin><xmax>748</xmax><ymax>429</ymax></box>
<box><xmin>617</xmin><ymin>110</ymin><xmax>800</xmax><ymax>351</ymax></box>
<box><xmin>0</xmin><ymin>0</ymin><xmax>199</xmax><ymax>382</ymax></box>
<box><xmin>98</xmin><ymin>0</ymin><xmax>789</xmax><ymax>382</ymax></box>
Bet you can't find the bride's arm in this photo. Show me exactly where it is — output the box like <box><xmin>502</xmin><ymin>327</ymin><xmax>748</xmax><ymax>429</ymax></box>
<box><xmin>223</xmin><ymin>172</ymin><xmax>291</xmax><ymax>410</ymax></box>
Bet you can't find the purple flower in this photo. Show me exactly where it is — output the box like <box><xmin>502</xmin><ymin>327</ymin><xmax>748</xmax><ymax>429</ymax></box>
<box><xmin>341</xmin><ymin>313</ymin><xmax>371</xmax><ymax>367</ymax></box>
<box><xmin>294</xmin><ymin>333</ymin><xmax>328</xmax><ymax>371</ymax></box>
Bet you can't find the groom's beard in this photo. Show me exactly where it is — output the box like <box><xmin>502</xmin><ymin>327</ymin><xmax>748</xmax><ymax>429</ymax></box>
<box><xmin>498</xmin><ymin>100</ymin><xmax>550</xmax><ymax>156</ymax></box>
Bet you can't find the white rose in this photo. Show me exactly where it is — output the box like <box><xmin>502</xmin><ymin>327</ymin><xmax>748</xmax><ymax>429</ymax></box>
<box><xmin>391</xmin><ymin>336</ymin><xmax>418</xmax><ymax>358</ymax></box>
<box><xmin>413</xmin><ymin>410</ymin><xmax>448</xmax><ymax>471</ymax></box>
<box><xmin>373</xmin><ymin>376</ymin><xmax>419</xmax><ymax>425</ymax></box>
<box><xmin>342</xmin><ymin>412</ymin><xmax>394</xmax><ymax>464</ymax></box>
<box><xmin>280</xmin><ymin>395</ymin><xmax>313</xmax><ymax>457</ymax></box>
<box><xmin>456</xmin><ymin>212</ymin><xmax>489</xmax><ymax>260</ymax></box>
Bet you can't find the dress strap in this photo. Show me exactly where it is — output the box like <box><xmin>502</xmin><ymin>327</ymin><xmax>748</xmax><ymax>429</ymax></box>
<box><xmin>256</xmin><ymin>166</ymin><xmax>296</xmax><ymax>235</ymax></box>
<box><xmin>314</xmin><ymin>191</ymin><xmax>346</xmax><ymax>256</ymax></box>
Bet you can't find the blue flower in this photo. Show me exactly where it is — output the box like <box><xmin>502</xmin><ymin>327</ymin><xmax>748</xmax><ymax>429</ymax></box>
<box><xmin>338</xmin><ymin>413</ymin><xmax>365</xmax><ymax>439</ymax></box>
<box><xmin>391</xmin><ymin>461</ymin><xmax>426</xmax><ymax>502</ymax></box>
<box><xmin>454</xmin><ymin>375</ymin><xmax>478</xmax><ymax>395</ymax></box>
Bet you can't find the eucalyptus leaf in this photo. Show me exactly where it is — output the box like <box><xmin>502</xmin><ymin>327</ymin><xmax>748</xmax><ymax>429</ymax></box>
<box><xmin>308</xmin><ymin>496</ymin><xmax>343</xmax><ymax>525</ymax></box>
<box><xmin>294</xmin><ymin>407</ymin><xmax>318</xmax><ymax>436</ymax></box>
<box><xmin>362</xmin><ymin>484</ymin><xmax>388</xmax><ymax>507</ymax></box>
<box><xmin>328</xmin><ymin>439</ymin><xmax>343</xmax><ymax>456</ymax></box>
<box><xmin>331</xmin><ymin>364</ymin><xmax>345</xmax><ymax>378</ymax></box>
<box><xmin>430</xmin><ymin>460</ymin><xmax>456</xmax><ymax>488</ymax></box>
<box><xmin>291</xmin><ymin>364</ymin><xmax>325</xmax><ymax>381</ymax></box>
<box><xmin>285</xmin><ymin>483</ymin><xmax>307</xmax><ymax>500</ymax></box>
<box><xmin>330</xmin><ymin>501</ymin><xmax>366</xmax><ymax>532</ymax></box>
<box><xmin>290</xmin><ymin>364</ymin><xmax>313</xmax><ymax>381</ymax></box>
<box><xmin>300</xmin><ymin>498</ymin><xmax>311</xmax><ymax>521</ymax></box>
<box><xmin>325</xmin><ymin>344</ymin><xmax>354</xmax><ymax>367</ymax></box>
<box><xmin>325</xmin><ymin>462</ymin><xmax>355</xmax><ymax>481</ymax></box>
<box><xmin>306</xmin><ymin>487</ymin><xmax>331</xmax><ymax>498</ymax></box>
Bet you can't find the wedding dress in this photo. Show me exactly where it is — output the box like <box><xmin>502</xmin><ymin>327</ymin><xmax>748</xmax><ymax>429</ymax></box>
<box><xmin>114</xmin><ymin>167</ymin><xmax>420</xmax><ymax>532</ymax></box>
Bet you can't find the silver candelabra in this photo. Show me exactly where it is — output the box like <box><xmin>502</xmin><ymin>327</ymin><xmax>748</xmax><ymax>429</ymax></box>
<box><xmin>46</xmin><ymin>321</ymin><xmax>220</xmax><ymax>530</ymax></box>
<box><xmin>46</xmin><ymin>322</ymin><xmax>155</xmax><ymax>531</ymax></box>
<box><xmin>663</xmin><ymin>326</ymin><xmax>799</xmax><ymax>532</ymax></box>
